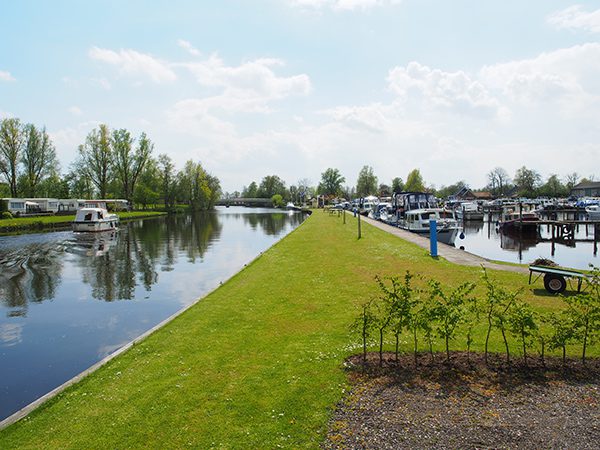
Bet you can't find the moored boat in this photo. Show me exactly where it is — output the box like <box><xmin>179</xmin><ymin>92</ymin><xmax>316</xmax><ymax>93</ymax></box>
<box><xmin>400</xmin><ymin>208</ymin><xmax>459</xmax><ymax>245</ymax></box>
<box><xmin>72</xmin><ymin>205</ymin><xmax>119</xmax><ymax>232</ymax></box>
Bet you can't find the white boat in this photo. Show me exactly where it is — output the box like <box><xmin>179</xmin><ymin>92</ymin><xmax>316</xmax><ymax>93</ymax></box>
<box><xmin>72</xmin><ymin>206</ymin><xmax>119</xmax><ymax>232</ymax></box>
<box><xmin>359</xmin><ymin>195</ymin><xmax>379</xmax><ymax>216</ymax></box>
<box><xmin>586</xmin><ymin>204</ymin><xmax>600</xmax><ymax>220</ymax></box>
<box><xmin>455</xmin><ymin>201</ymin><xmax>483</xmax><ymax>221</ymax></box>
<box><xmin>400</xmin><ymin>208</ymin><xmax>459</xmax><ymax>245</ymax></box>
<box><xmin>285</xmin><ymin>202</ymin><xmax>301</xmax><ymax>211</ymax></box>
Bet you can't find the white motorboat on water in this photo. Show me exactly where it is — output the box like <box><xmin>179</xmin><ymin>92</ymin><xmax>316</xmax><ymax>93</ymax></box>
<box><xmin>400</xmin><ymin>208</ymin><xmax>460</xmax><ymax>245</ymax></box>
<box><xmin>285</xmin><ymin>202</ymin><xmax>301</xmax><ymax>211</ymax></box>
<box><xmin>454</xmin><ymin>201</ymin><xmax>483</xmax><ymax>221</ymax></box>
<box><xmin>586</xmin><ymin>204</ymin><xmax>600</xmax><ymax>220</ymax></box>
<box><xmin>72</xmin><ymin>202</ymin><xmax>119</xmax><ymax>232</ymax></box>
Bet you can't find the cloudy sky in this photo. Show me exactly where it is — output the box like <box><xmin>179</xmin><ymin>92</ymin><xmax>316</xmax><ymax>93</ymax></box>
<box><xmin>1</xmin><ymin>1</ymin><xmax>599</xmax><ymax>192</ymax></box>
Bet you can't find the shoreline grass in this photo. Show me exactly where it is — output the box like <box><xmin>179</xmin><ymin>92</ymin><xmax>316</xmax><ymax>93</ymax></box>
<box><xmin>0</xmin><ymin>211</ymin><xmax>597</xmax><ymax>448</ymax></box>
<box><xmin>0</xmin><ymin>211</ymin><xmax>167</xmax><ymax>234</ymax></box>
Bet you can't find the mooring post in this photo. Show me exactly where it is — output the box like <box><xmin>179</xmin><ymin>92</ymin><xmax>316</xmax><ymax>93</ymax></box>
<box><xmin>343</xmin><ymin>209</ymin><xmax>346</xmax><ymax>224</ymax></box>
<box><xmin>357</xmin><ymin>212</ymin><xmax>361</xmax><ymax>239</ymax></box>
<box><xmin>430</xmin><ymin>219</ymin><xmax>438</xmax><ymax>257</ymax></box>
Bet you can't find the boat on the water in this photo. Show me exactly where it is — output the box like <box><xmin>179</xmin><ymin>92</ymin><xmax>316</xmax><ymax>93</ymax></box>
<box><xmin>400</xmin><ymin>208</ymin><xmax>460</xmax><ymax>245</ymax></box>
<box><xmin>454</xmin><ymin>201</ymin><xmax>484</xmax><ymax>221</ymax></box>
<box><xmin>285</xmin><ymin>202</ymin><xmax>301</xmax><ymax>211</ymax></box>
<box><xmin>498</xmin><ymin>207</ymin><xmax>540</xmax><ymax>234</ymax></box>
<box><xmin>72</xmin><ymin>202</ymin><xmax>119</xmax><ymax>232</ymax></box>
<box><xmin>586</xmin><ymin>204</ymin><xmax>600</xmax><ymax>220</ymax></box>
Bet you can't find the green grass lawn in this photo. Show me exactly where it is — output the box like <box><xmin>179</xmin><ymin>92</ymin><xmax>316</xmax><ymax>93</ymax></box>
<box><xmin>0</xmin><ymin>211</ymin><xmax>595</xmax><ymax>449</ymax></box>
<box><xmin>0</xmin><ymin>211</ymin><xmax>167</xmax><ymax>233</ymax></box>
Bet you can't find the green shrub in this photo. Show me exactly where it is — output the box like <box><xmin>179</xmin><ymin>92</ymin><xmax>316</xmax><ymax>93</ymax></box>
<box><xmin>1</xmin><ymin>211</ymin><xmax>13</xmax><ymax>220</ymax></box>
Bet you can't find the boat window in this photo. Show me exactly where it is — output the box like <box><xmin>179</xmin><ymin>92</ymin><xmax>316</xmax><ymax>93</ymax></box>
<box><xmin>84</xmin><ymin>213</ymin><xmax>92</xmax><ymax>221</ymax></box>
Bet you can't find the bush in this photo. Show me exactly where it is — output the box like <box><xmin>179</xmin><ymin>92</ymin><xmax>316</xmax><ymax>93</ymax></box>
<box><xmin>1</xmin><ymin>211</ymin><xmax>13</xmax><ymax>220</ymax></box>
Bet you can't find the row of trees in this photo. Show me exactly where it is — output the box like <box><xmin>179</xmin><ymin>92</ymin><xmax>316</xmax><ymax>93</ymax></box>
<box><xmin>353</xmin><ymin>267</ymin><xmax>600</xmax><ymax>368</ymax></box>
<box><xmin>0</xmin><ymin>119</ymin><xmax>221</xmax><ymax>211</ymax></box>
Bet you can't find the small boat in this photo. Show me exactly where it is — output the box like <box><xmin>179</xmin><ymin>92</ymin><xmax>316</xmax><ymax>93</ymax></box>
<box><xmin>72</xmin><ymin>206</ymin><xmax>119</xmax><ymax>232</ymax></box>
<box><xmin>400</xmin><ymin>208</ymin><xmax>460</xmax><ymax>245</ymax></box>
<box><xmin>498</xmin><ymin>211</ymin><xmax>540</xmax><ymax>234</ymax></box>
<box><xmin>586</xmin><ymin>204</ymin><xmax>600</xmax><ymax>220</ymax></box>
<box><xmin>455</xmin><ymin>201</ymin><xmax>483</xmax><ymax>221</ymax></box>
<box><xmin>286</xmin><ymin>202</ymin><xmax>301</xmax><ymax>211</ymax></box>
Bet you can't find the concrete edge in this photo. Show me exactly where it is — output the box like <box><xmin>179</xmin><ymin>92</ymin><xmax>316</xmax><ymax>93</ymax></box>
<box><xmin>0</xmin><ymin>211</ymin><xmax>311</xmax><ymax>431</ymax></box>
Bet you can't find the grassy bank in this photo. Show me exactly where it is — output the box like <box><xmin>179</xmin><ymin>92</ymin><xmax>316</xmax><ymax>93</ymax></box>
<box><xmin>0</xmin><ymin>211</ymin><xmax>596</xmax><ymax>448</ymax></box>
<box><xmin>0</xmin><ymin>211</ymin><xmax>167</xmax><ymax>233</ymax></box>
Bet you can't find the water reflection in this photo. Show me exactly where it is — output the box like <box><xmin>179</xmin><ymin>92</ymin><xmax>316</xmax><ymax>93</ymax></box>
<box><xmin>458</xmin><ymin>217</ymin><xmax>598</xmax><ymax>270</ymax></box>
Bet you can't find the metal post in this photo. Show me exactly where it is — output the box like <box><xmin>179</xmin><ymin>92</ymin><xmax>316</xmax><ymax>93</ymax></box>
<box><xmin>430</xmin><ymin>219</ymin><xmax>438</xmax><ymax>257</ymax></box>
<box><xmin>343</xmin><ymin>209</ymin><xmax>346</xmax><ymax>224</ymax></box>
<box><xmin>358</xmin><ymin>212</ymin><xmax>361</xmax><ymax>239</ymax></box>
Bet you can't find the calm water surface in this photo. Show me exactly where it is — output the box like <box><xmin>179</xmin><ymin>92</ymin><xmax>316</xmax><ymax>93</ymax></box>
<box><xmin>457</xmin><ymin>216</ymin><xmax>598</xmax><ymax>270</ymax></box>
<box><xmin>0</xmin><ymin>207</ymin><xmax>305</xmax><ymax>421</ymax></box>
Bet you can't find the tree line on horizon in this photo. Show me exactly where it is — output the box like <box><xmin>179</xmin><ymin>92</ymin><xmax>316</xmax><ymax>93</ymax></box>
<box><xmin>0</xmin><ymin>118</ymin><xmax>221</xmax><ymax>211</ymax></box>
<box><xmin>230</xmin><ymin>165</ymin><xmax>594</xmax><ymax>205</ymax></box>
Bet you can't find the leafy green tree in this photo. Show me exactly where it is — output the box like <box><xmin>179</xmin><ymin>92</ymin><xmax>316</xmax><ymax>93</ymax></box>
<box><xmin>482</xmin><ymin>268</ymin><xmax>520</xmax><ymax>364</ymax></box>
<box><xmin>391</xmin><ymin>177</ymin><xmax>404</xmax><ymax>194</ymax></box>
<box><xmin>271</xmin><ymin>194</ymin><xmax>284</xmax><ymax>208</ymax></box>
<box><xmin>404</xmin><ymin>169</ymin><xmax>425</xmax><ymax>192</ymax></box>
<box><xmin>0</xmin><ymin>117</ymin><xmax>25</xmax><ymax>197</ymax></box>
<box><xmin>21</xmin><ymin>124</ymin><xmax>58</xmax><ymax>197</ymax></box>
<box><xmin>134</xmin><ymin>157</ymin><xmax>161</xmax><ymax>209</ymax></box>
<box><xmin>564</xmin><ymin>266</ymin><xmax>600</xmax><ymax>363</ymax></box>
<box><xmin>548</xmin><ymin>312</ymin><xmax>577</xmax><ymax>366</ymax></box>
<box><xmin>318</xmin><ymin>168</ymin><xmax>345</xmax><ymax>196</ymax></box>
<box><xmin>258</xmin><ymin>175</ymin><xmax>286</xmax><ymax>198</ymax></box>
<box><xmin>428</xmin><ymin>280</ymin><xmax>476</xmax><ymax>361</ymax></box>
<box><xmin>78</xmin><ymin>124</ymin><xmax>112</xmax><ymax>198</ymax></box>
<box><xmin>356</xmin><ymin>165</ymin><xmax>378</xmax><ymax>197</ymax></box>
<box><xmin>177</xmin><ymin>160</ymin><xmax>220</xmax><ymax>210</ymax></box>
<box><xmin>538</xmin><ymin>174</ymin><xmax>568</xmax><ymax>198</ymax></box>
<box><xmin>158</xmin><ymin>154</ymin><xmax>177</xmax><ymax>209</ymax></box>
<box><xmin>112</xmin><ymin>129</ymin><xmax>153</xmax><ymax>203</ymax></box>
<box><xmin>508</xmin><ymin>301</ymin><xmax>538</xmax><ymax>363</ymax></box>
<box><xmin>242</xmin><ymin>181</ymin><xmax>259</xmax><ymax>198</ymax></box>
<box><xmin>378</xmin><ymin>184</ymin><xmax>391</xmax><ymax>197</ymax></box>
<box><xmin>514</xmin><ymin>166</ymin><xmax>541</xmax><ymax>197</ymax></box>
<box><xmin>350</xmin><ymin>300</ymin><xmax>377</xmax><ymax>365</ymax></box>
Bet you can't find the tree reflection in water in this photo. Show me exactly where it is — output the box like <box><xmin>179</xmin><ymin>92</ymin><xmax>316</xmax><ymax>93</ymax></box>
<box><xmin>0</xmin><ymin>210</ymin><xmax>305</xmax><ymax>315</ymax></box>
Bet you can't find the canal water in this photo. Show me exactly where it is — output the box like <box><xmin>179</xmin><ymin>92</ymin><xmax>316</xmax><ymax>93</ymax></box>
<box><xmin>0</xmin><ymin>207</ymin><xmax>306</xmax><ymax>421</ymax></box>
<box><xmin>456</xmin><ymin>216</ymin><xmax>598</xmax><ymax>271</ymax></box>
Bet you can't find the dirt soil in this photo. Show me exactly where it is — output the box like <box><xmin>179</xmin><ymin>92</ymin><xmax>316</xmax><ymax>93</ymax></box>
<box><xmin>323</xmin><ymin>352</ymin><xmax>600</xmax><ymax>449</ymax></box>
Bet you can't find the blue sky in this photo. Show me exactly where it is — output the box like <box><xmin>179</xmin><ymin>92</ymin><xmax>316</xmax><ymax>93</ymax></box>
<box><xmin>1</xmin><ymin>0</ymin><xmax>599</xmax><ymax>192</ymax></box>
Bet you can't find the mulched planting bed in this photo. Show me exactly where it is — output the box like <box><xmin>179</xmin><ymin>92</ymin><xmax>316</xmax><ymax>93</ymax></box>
<box><xmin>324</xmin><ymin>352</ymin><xmax>600</xmax><ymax>449</ymax></box>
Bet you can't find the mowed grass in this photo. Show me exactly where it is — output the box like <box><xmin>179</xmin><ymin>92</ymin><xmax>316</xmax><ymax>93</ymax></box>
<box><xmin>0</xmin><ymin>211</ymin><xmax>595</xmax><ymax>449</ymax></box>
<box><xmin>0</xmin><ymin>211</ymin><xmax>166</xmax><ymax>232</ymax></box>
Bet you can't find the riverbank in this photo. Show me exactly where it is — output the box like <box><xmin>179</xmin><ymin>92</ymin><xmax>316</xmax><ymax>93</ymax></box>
<box><xmin>0</xmin><ymin>211</ymin><xmax>167</xmax><ymax>234</ymax></box>
<box><xmin>0</xmin><ymin>211</ymin><xmax>596</xmax><ymax>448</ymax></box>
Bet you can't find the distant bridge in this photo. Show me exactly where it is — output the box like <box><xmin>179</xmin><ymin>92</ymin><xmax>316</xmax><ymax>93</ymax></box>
<box><xmin>216</xmin><ymin>197</ymin><xmax>274</xmax><ymax>207</ymax></box>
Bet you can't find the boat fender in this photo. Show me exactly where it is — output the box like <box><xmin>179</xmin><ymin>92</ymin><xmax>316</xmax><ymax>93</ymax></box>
<box><xmin>459</xmin><ymin>232</ymin><xmax>465</xmax><ymax>239</ymax></box>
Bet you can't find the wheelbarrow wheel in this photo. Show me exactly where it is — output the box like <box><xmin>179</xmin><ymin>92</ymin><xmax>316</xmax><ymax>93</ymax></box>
<box><xmin>544</xmin><ymin>274</ymin><xmax>566</xmax><ymax>294</ymax></box>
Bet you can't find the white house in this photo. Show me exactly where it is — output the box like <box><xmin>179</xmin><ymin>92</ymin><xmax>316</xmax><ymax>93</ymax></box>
<box><xmin>1</xmin><ymin>198</ymin><xmax>41</xmax><ymax>215</ymax></box>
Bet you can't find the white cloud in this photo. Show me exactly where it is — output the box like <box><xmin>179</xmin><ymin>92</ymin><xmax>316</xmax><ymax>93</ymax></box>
<box><xmin>89</xmin><ymin>46</ymin><xmax>177</xmax><ymax>83</ymax></box>
<box><xmin>50</xmin><ymin>120</ymin><xmax>101</xmax><ymax>165</ymax></box>
<box><xmin>547</xmin><ymin>5</ymin><xmax>600</xmax><ymax>33</ymax></box>
<box><xmin>321</xmin><ymin>103</ymin><xmax>393</xmax><ymax>133</ymax></box>
<box><xmin>290</xmin><ymin>0</ymin><xmax>400</xmax><ymax>11</ymax></box>
<box><xmin>0</xmin><ymin>70</ymin><xmax>15</xmax><ymax>81</ymax></box>
<box><xmin>387</xmin><ymin>61</ymin><xmax>503</xmax><ymax>118</ymax></box>
<box><xmin>480</xmin><ymin>43</ymin><xmax>600</xmax><ymax>109</ymax></box>
<box><xmin>177</xmin><ymin>39</ymin><xmax>201</xmax><ymax>56</ymax></box>
<box><xmin>68</xmin><ymin>106</ymin><xmax>83</xmax><ymax>116</ymax></box>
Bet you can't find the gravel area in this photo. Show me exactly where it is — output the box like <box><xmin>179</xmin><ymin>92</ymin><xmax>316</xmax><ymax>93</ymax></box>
<box><xmin>324</xmin><ymin>353</ymin><xmax>600</xmax><ymax>449</ymax></box>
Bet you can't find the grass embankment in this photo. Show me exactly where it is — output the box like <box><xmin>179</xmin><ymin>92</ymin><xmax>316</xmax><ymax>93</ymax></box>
<box><xmin>0</xmin><ymin>211</ymin><xmax>595</xmax><ymax>448</ymax></box>
<box><xmin>0</xmin><ymin>211</ymin><xmax>167</xmax><ymax>233</ymax></box>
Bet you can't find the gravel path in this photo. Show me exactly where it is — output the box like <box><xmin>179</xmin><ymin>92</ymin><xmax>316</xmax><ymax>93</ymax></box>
<box><xmin>324</xmin><ymin>353</ymin><xmax>600</xmax><ymax>449</ymax></box>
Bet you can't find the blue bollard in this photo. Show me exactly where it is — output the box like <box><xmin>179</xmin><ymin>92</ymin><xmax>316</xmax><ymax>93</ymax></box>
<box><xmin>430</xmin><ymin>219</ymin><xmax>438</xmax><ymax>257</ymax></box>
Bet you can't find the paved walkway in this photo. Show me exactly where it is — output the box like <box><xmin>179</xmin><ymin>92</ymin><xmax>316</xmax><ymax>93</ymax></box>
<box><xmin>360</xmin><ymin>215</ymin><xmax>529</xmax><ymax>274</ymax></box>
